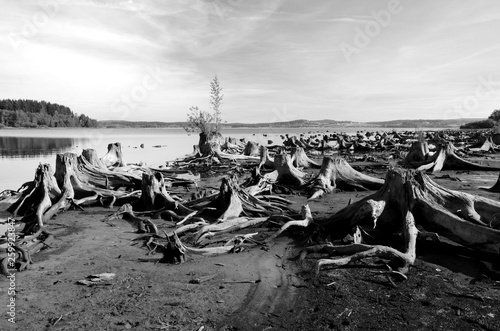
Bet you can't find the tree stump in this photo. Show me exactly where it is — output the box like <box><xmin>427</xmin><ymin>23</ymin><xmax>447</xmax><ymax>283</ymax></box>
<box><xmin>101</xmin><ymin>142</ymin><xmax>125</xmax><ymax>167</ymax></box>
<box><xmin>307</xmin><ymin>157</ymin><xmax>384</xmax><ymax>200</ymax></box>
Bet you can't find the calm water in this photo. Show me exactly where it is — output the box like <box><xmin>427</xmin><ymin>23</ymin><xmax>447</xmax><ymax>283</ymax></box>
<box><xmin>0</xmin><ymin>126</ymin><xmax>437</xmax><ymax>190</ymax></box>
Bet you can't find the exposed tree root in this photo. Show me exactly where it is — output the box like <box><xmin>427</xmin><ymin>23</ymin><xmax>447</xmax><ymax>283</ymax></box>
<box><xmin>266</xmin><ymin>204</ymin><xmax>313</xmax><ymax>242</ymax></box>
<box><xmin>103</xmin><ymin>204</ymin><xmax>159</xmax><ymax>234</ymax></box>
<box><xmin>193</xmin><ymin>216</ymin><xmax>268</xmax><ymax>244</ymax></box>
<box><xmin>315</xmin><ymin>210</ymin><xmax>417</xmax><ymax>274</ymax></box>
<box><xmin>208</xmin><ymin>175</ymin><xmax>293</xmax><ymax>219</ymax></box>
<box><xmin>0</xmin><ymin>228</ymin><xmax>54</xmax><ymax>276</ymax></box>
<box><xmin>480</xmin><ymin>172</ymin><xmax>500</xmax><ymax>193</ymax></box>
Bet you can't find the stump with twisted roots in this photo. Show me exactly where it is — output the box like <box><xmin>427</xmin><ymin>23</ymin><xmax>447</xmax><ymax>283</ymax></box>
<box><xmin>307</xmin><ymin>157</ymin><xmax>384</xmax><ymax>200</ymax></box>
<box><xmin>8</xmin><ymin>152</ymin><xmax>142</xmax><ymax>234</ymax></box>
<box><xmin>101</xmin><ymin>142</ymin><xmax>125</xmax><ymax>168</ymax></box>
<box><xmin>403</xmin><ymin>141</ymin><xmax>500</xmax><ymax>172</ymax></box>
<box><xmin>78</xmin><ymin>149</ymin><xmax>141</xmax><ymax>190</ymax></box>
<box><xmin>54</xmin><ymin>153</ymin><xmax>139</xmax><ymax>208</ymax></box>
<box><xmin>198</xmin><ymin>131</ymin><xmax>224</xmax><ymax>157</ymax></box>
<box><xmin>306</xmin><ymin>167</ymin><xmax>500</xmax><ymax>274</ymax></box>
<box><xmin>133</xmin><ymin>172</ymin><xmax>193</xmax><ymax>218</ymax></box>
<box><xmin>291</xmin><ymin>147</ymin><xmax>321</xmax><ymax>169</ymax></box>
<box><xmin>7</xmin><ymin>164</ymin><xmax>62</xmax><ymax>231</ymax></box>
<box><xmin>208</xmin><ymin>175</ymin><xmax>293</xmax><ymax>219</ymax></box>
<box><xmin>245</xmin><ymin>152</ymin><xmax>308</xmax><ymax>195</ymax></box>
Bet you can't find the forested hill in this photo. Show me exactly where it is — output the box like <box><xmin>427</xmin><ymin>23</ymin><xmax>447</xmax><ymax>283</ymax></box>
<box><xmin>0</xmin><ymin>99</ymin><xmax>98</xmax><ymax>128</ymax></box>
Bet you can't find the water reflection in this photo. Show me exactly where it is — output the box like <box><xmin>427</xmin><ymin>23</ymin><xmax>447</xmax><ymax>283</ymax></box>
<box><xmin>0</xmin><ymin>136</ymin><xmax>78</xmax><ymax>158</ymax></box>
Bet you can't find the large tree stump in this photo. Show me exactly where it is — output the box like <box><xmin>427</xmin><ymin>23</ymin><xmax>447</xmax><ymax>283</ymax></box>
<box><xmin>79</xmin><ymin>149</ymin><xmax>141</xmax><ymax>190</ymax></box>
<box><xmin>308</xmin><ymin>167</ymin><xmax>500</xmax><ymax>274</ymax></box>
<box><xmin>198</xmin><ymin>132</ymin><xmax>224</xmax><ymax>157</ymax></box>
<box><xmin>7</xmin><ymin>164</ymin><xmax>61</xmax><ymax>230</ymax></box>
<box><xmin>273</xmin><ymin>153</ymin><xmax>308</xmax><ymax>186</ymax></box>
<box><xmin>54</xmin><ymin>153</ymin><xmax>138</xmax><ymax>206</ymax></box>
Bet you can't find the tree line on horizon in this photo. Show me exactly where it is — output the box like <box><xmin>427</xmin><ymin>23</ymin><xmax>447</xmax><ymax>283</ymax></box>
<box><xmin>460</xmin><ymin>109</ymin><xmax>500</xmax><ymax>129</ymax></box>
<box><xmin>0</xmin><ymin>99</ymin><xmax>98</xmax><ymax>128</ymax></box>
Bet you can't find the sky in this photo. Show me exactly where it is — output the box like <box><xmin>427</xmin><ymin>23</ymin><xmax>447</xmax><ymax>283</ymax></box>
<box><xmin>1</xmin><ymin>0</ymin><xmax>500</xmax><ymax>123</ymax></box>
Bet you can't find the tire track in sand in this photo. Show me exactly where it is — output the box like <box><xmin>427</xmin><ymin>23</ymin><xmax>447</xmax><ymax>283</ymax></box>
<box><xmin>219</xmin><ymin>238</ymin><xmax>298</xmax><ymax>330</ymax></box>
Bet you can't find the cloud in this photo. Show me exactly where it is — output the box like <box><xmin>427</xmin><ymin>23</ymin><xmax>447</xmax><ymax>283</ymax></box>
<box><xmin>1</xmin><ymin>0</ymin><xmax>500</xmax><ymax>122</ymax></box>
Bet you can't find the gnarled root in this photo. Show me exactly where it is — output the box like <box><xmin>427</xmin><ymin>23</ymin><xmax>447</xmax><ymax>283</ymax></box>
<box><xmin>266</xmin><ymin>204</ymin><xmax>313</xmax><ymax>242</ymax></box>
<box><xmin>315</xmin><ymin>210</ymin><xmax>417</xmax><ymax>274</ymax></box>
<box><xmin>1</xmin><ymin>228</ymin><xmax>54</xmax><ymax>276</ymax></box>
<box><xmin>104</xmin><ymin>204</ymin><xmax>159</xmax><ymax>235</ymax></box>
<box><xmin>202</xmin><ymin>175</ymin><xmax>293</xmax><ymax>219</ymax></box>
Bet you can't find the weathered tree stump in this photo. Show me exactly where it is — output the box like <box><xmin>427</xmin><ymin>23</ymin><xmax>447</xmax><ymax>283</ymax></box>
<box><xmin>291</xmin><ymin>147</ymin><xmax>321</xmax><ymax>169</ymax></box>
<box><xmin>307</xmin><ymin>157</ymin><xmax>384</xmax><ymax>200</ymax></box>
<box><xmin>133</xmin><ymin>172</ymin><xmax>193</xmax><ymax>216</ymax></box>
<box><xmin>243</xmin><ymin>141</ymin><xmax>260</xmax><ymax>156</ymax></box>
<box><xmin>101</xmin><ymin>142</ymin><xmax>125</xmax><ymax>168</ymax></box>
<box><xmin>307</xmin><ymin>167</ymin><xmax>500</xmax><ymax>274</ymax></box>
<box><xmin>7</xmin><ymin>164</ymin><xmax>61</xmax><ymax>230</ymax></box>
